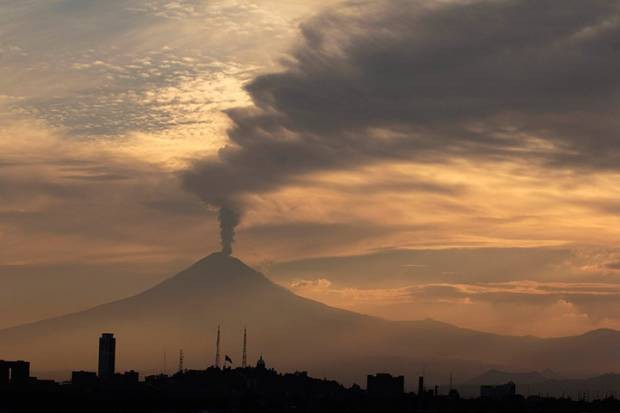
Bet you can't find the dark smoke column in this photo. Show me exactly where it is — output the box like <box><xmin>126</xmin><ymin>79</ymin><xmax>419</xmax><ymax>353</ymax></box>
<box><xmin>218</xmin><ymin>206</ymin><xmax>240</xmax><ymax>255</ymax></box>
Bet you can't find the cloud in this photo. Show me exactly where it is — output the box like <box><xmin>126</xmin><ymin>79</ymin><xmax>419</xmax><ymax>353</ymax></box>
<box><xmin>182</xmin><ymin>0</ymin><xmax>620</xmax><ymax>209</ymax></box>
<box><xmin>1</xmin><ymin>0</ymin><xmax>309</xmax><ymax>139</ymax></box>
<box><xmin>290</xmin><ymin>278</ymin><xmax>332</xmax><ymax>290</ymax></box>
<box><xmin>276</xmin><ymin>247</ymin><xmax>620</xmax><ymax>336</ymax></box>
<box><xmin>287</xmin><ymin>277</ymin><xmax>620</xmax><ymax>336</ymax></box>
<box><xmin>241</xmin><ymin>221</ymin><xmax>403</xmax><ymax>256</ymax></box>
<box><xmin>292</xmin><ymin>279</ymin><xmax>620</xmax><ymax>305</ymax></box>
<box><xmin>0</xmin><ymin>119</ymin><xmax>219</xmax><ymax>268</ymax></box>
<box><xmin>268</xmin><ymin>247</ymin><xmax>581</xmax><ymax>287</ymax></box>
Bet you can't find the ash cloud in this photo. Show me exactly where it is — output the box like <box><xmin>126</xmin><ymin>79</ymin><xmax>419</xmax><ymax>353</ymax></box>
<box><xmin>182</xmin><ymin>0</ymin><xmax>620</xmax><ymax>236</ymax></box>
<box><xmin>218</xmin><ymin>205</ymin><xmax>241</xmax><ymax>255</ymax></box>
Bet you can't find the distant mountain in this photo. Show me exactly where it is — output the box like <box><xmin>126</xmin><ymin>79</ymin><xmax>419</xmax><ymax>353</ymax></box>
<box><xmin>537</xmin><ymin>373</ymin><xmax>620</xmax><ymax>399</ymax></box>
<box><xmin>541</xmin><ymin>369</ymin><xmax>562</xmax><ymax>380</ymax></box>
<box><xmin>1</xmin><ymin>253</ymin><xmax>619</xmax><ymax>389</ymax></box>
<box><xmin>457</xmin><ymin>372</ymin><xmax>620</xmax><ymax>399</ymax></box>
<box><xmin>466</xmin><ymin>369</ymin><xmax>552</xmax><ymax>385</ymax></box>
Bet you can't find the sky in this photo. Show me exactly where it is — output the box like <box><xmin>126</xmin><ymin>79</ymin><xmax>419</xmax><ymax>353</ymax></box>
<box><xmin>2</xmin><ymin>0</ymin><xmax>620</xmax><ymax>337</ymax></box>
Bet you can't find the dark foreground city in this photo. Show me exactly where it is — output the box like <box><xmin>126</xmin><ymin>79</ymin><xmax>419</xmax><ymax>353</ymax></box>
<box><xmin>3</xmin><ymin>366</ymin><xmax>620</xmax><ymax>413</ymax></box>
<box><xmin>3</xmin><ymin>338</ymin><xmax>620</xmax><ymax>413</ymax></box>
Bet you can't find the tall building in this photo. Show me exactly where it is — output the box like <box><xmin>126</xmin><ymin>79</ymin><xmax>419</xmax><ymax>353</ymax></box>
<box><xmin>98</xmin><ymin>333</ymin><xmax>116</xmax><ymax>380</ymax></box>
<box><xmin>72</xmin><ymin>371</ymin><xmax>98</xmax><ymax>387</ymax></box>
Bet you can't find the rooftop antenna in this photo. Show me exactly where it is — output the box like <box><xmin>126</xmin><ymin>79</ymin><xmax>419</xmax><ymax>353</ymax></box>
<box><xmin>178</xmin><ymin>349</ymin><xmax>184</xmax><ymax>373</ymax></box>
<box><xmin>449</xmin><ymin>372</ymin><xmax>453</xmax><ymax>391</ymax></box>
<box><xmin>163</xmin><ymin>350</ymin><xmax>167</xmax><ymax>375</ymax></box>
<box><xmin>242</xmin><ymin>327</ymin><xmax>247</xmax><ymax>368</ymax></box>
<box><xmin>215</xmin><ymin>325</ymin><xmax>221</xmax><ymax>368</ymax></box>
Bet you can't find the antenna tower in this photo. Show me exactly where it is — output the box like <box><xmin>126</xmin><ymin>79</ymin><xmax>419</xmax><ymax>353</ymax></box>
<box><xmin>242</xmin><ymin>327</ymin><xmax>247</xmax><ymax>368</ymax></box>
<box><xmin>178</xmin><ymin>349</ymin><xmax>184</xmax><ymax>373</ymax></box>
<box><xmin>215</xmin><ymin>325</ymin><xmax>221</xmax><ymax>368</ymax></box>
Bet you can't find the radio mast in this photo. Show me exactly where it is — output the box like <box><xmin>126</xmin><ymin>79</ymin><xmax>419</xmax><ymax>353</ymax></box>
<box><xmin>242</xmin><ymin>327</ymin><xmax>247</xmax><ymax>368</ymax></box>
<box><xmin>215</xmin><ymin>325</ymin><xmax>221</xmax><ymax>368</ymax></box>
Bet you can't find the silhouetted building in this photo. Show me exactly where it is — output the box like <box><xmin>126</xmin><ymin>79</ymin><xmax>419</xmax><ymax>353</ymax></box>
<box><xmin>71</xmin><ymin>371</ymin><xmax>98</xmax><ymax>387</ymax></box>
<box><xmin>418</xmin><ymin>376</ymin><xmax>425</xmax><ymax>396</ymax></box>
<box><xmin>256</xmin><ymin>355</ymin><xmax>266</xmax><ymax>369</ymax></box>
<box><xmin>481</xmin><ymin>381</ymin><xmax>516</xmax><ymax>399</ymax></box>
<box><xmin>0</xmin><ymin>360</ymin><xmax>30</xmax><ymax>386</ymax></box>
<box><xmin>7</xmin><ymin>361</ymin><xmax>620</xmax><ymax>413</ymax></box>
<box><xmin>448</xmin><ymin>388</ymin><xmax>460</xmax><ymax>399</ymax></box>
<box><xmin>0</xmin><ymin>364</ymin><xmax>6</xmax><ymax>387</ymax></box>
<box><xmin>367</xmin><ymin>373</ymin><xmax>404</xmax><ymax>397</ymax></box>
<box><xmin>145</xmin><ymin>374</ymin><xmax>169</xmax><ymax>385</ymax></box>
<box><xmin>114</xmin><ymin>370</ymin><xmax>139</xmax><ymax>385</ymax></box>
<box><xmin>98</xmin><ymin>333</ymin><xmax>116</xmax><ymax>380</ymax></box>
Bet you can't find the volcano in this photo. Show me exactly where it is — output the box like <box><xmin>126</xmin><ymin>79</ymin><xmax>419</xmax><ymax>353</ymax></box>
<box><xmin>1</xmin><ymin>253</ymin><xmax>619</xmax><ymax>386</ymax></box>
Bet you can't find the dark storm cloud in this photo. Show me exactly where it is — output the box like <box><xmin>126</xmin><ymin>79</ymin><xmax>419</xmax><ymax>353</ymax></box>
<box><xmin>183</xmin><ymin>0</ymin><xmax>620</xmax><ymax>206</ymax></box>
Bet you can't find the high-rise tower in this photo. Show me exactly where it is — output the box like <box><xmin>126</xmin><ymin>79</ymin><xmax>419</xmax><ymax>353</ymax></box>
<box><xmin>241</xmin><ymin>327</ymin><xmax>247</xmax><ymax>368</ymax></box>
<box><xmin>98</xmin><ymin>333</ymin><xmax>116</xmax><ymax>380</ymax></box>
<box><xmin>215</xmin><ymin>325</ymin><xmax>221</xmax><ymax>368</ymax></box>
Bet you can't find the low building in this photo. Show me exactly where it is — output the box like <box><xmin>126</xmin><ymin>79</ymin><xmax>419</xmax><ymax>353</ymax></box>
<box><xmin>367</xmin><ymin>373</ymin><xmax>404</xmax><ymax>397</ymax></box>
<box><xmin>72</xmin><ymin>371</ymin><xmax>98</xmax><ymax>387</ymax></box>
<box><xmin>480</xmin><ymin>381</ymin><xmax>516</xmax><ymax>399</ymax></box>
<box><xmin>0</xmin><ymin>360</ymin><xmax>31</xmax><ymax>386</ymax></box>
<box><xmin>115</xmin><ymin>370</ymin><xmax>139</xmax><ymax>385</ymax></box>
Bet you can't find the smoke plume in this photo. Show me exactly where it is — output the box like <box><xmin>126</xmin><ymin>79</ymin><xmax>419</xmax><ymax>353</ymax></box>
<box><xmin>218</xmin><ymin>206</ymin><xmax>240</xmax><ymax>255</ymax></box>
<box><xmin>182</xmin><ymin>0</ymin><xmax>620</xmax><ymax>249</ymax></box>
